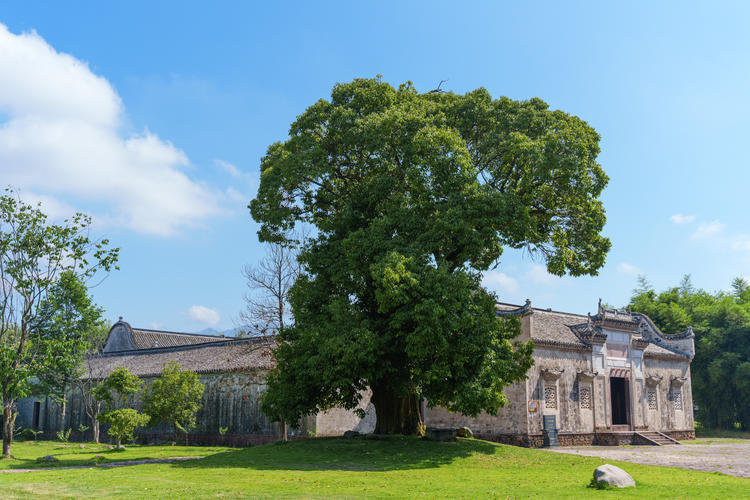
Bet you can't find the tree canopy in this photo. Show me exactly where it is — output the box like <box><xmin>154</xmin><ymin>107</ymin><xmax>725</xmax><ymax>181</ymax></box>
<box><xmin>0</xmin><ymin>188</ymin><xmax>118</xmax><ymax>457</ymax></box>
<box><xmin>630</xmin><ymin>275</ymin><xmax>750</xmax><ymax>430</ymax></box>
<box><xmin>251</xmin><ymin>78</ymin><xmax>610</xmax><ymax>434</ymax></box>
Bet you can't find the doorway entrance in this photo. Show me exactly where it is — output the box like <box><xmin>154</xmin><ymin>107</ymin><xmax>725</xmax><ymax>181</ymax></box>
<box><xmin>610</xmin><ymin>377</ymin><xmax>630</xmax><ymax>426</ymax></box>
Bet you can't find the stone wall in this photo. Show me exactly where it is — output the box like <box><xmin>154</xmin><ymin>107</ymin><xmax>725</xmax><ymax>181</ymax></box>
<box><xmin>315</xmin><ymin>390</ymin><xmax>376</xmax><ymax>436</ymax></box>
<box><xmin>642</xmin><ymin>358</ymin><xmax>694</xmax><ymax>432</ymax></box>
<box><xmin>528</xmin><ymin>348</ymin><xmax>593</xmax><ymax>435</ymax></box>
<box><xmin>27</xmin><ymin>371</ymin><xmax>306</xmax><ymax>445</ymax></box>
<box><xmin>423</xmin><ymin>376</ymin><xmax>528</xmax><ymax>436</ymax></box>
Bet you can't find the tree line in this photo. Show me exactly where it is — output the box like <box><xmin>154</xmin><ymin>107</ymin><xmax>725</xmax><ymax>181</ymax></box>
<box><xmin>629</xmin><ymin>275</ymin><xmax>750</xmax><ymax>430</ymax></box>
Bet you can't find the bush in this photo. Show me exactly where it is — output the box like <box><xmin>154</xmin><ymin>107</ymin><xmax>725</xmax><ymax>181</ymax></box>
<box><xmin>99</xmin><ymin>409</ymin><xmax>150</xmax><ymax>449</ymax></box>
<box><xmin>56</xmin><ymin>428</ymin><xmax>72</xmax><ymax>443</ymax></box>
<box><xmin>16</xmin><ymin>428</ymin><xmax>42</xmax><ymax>441</ymax></box>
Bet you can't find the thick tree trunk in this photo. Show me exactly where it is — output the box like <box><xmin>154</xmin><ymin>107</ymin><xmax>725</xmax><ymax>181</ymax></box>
<box><xmin>92</xmin><ymin>420</ymin><xmax>100</xmax><ymax>444</ymax></box>
<box><xmin>2</xmin><ymin>403</ymin><xmax>15</xmax><ymax>458</ymax></box>
<box><xmin>371</xmin><ymin>385</ymin><xmax>423</xmax><ymax>435</ymax></box>
<box><xmin>281</xmin><ymin>419</ymin><xmax>288</xmax><ymax>441</ymax></box>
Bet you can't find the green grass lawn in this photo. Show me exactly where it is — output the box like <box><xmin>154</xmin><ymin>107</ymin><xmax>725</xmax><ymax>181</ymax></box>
<box><xmin>0</xmin><ymin>441</ymin><xmax>228</xmax><ymax>470</ymax></box>
<box><xmin>0</xmin><ymin>437</ymin><xmax>747</xmax><ymax>498</ymax></box>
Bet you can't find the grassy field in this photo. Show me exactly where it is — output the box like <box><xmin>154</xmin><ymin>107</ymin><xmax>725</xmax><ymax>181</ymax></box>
<box><xmin>691</xmin><ymin>428</ymin><xmax>750</xmax><ymax>445</ymax></box>
<box><xmin>0</xmin><ymin>437</ymin><xmax>748</xmax><ymax>498</ymax></box>
<box><xmin>0</xmin><ymin>441</ymin><xmax>226</xmax><ymax>470</ymax></box>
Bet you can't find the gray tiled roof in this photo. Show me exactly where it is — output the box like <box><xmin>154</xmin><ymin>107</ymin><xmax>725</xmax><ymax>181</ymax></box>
<box><xmin>129</xmin><ymin>328</ymin><xmax>225</xmax><ymax>349</ymax></box>
<box><xmin>643</xmin><ymin>342</ymin><xmax>686</xmax><ymax>359</ymax></box>
<box><xmin>529</xmin><ymin>308</ymin><xmax>589</xmax><ymax>346</ymax></box>
<box><xmin>497</xmin><ymin>303</ymin><xmax>588</xmax><ymax>346</ymax></box>
<box><xmin>497</xmin><ymin>302</ymin><xmax>690</xmax><ymax>360</ymax></box>
<box><xmin>84</xmin><ymin>338</ymin><xmax>275</xmax><ymax>379</ymax></box>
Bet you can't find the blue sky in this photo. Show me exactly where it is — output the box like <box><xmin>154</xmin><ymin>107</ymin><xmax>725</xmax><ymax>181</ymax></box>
<box><xmin>1</xmin><ymin>2</ymin><xmax>749</xmax><ymax>332</ymax></box>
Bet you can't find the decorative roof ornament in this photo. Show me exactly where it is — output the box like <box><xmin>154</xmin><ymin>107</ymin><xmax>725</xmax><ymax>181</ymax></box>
<box><xmin>540</xmin><ymin>368</ymin><xmax>564</xmax><ymax>381</ymax></box>
<box><xmin>670</xmin><ymin>376</ymin><xmax>688</xmax><ymax>387</ymax></box>
<box><xmin>496</xmin><ymin>299</ymin><xmax>532</xmax><ymax>317</ymax></box>
<box><xmin>576</xmin><ymin>370</ymin><xmax>598</xmax><ymax>382</ymax></box>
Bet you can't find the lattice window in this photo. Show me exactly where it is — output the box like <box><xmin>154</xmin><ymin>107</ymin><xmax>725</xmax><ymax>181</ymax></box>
<box><xmin>673</xmin><ymin>390</ymin><xmax>683</xmax><ymax>411</ymax></box>
<box><xmin>544</xmin><ymin>385</ymin><xmax>557</xmax><ymax>409</ymax></box>
<box><xmin>579</xmin><ymin>387</ymin><xmax>591</xmax><ymax>409</ymax></box>
<box><xmin>647</xmin><ymin>390</ymin><xmax>657</xmax><ymax>410</ymax></box>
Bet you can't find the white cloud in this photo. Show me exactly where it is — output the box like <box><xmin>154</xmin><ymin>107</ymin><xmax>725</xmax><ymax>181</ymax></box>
<box><xmin>617</xmin><ymin>262</ymin><xmax>640</xmax><ymax>275</ymax></box>
<box><xmin>482</xmin><ymin>270</ymin><xmax>519</xmax><ymax>294</ymax></box>
<box><xmin>187</xmin><ymin>305</ymin><xmax>220</xmax><ymax>326</ymax></box>
<box><xmin>215</xmin><ymin>159</ymin><xmax>242</xmax><ymax>177</ymax></box>
<box><xmin>526</xmin><ymin>264</ymin><xmax>560</xmax><ymax>285</ymax></box>
<box><xmin>0</xmin><ymin>24</ymin><xmax>223</xmax><ymax>236</ymax></box>
<box><xmin>16</xmin><ymin>190</ymin><xmax>76</xmax><ymax>221</ymax></box>
<box><xmin>692</xmin><ymin>220</ymin><xmax>725</xmax><ymax>240</ymax></box>
<box><xmin>670</xmin><ymin>214</ymin><xmax>695</xmax><ymax>224</ymax></box>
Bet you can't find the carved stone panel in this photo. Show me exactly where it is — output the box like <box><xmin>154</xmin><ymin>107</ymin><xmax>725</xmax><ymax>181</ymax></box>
<box><xmin>544</xmin><ymin>385</ymin><xmax>558</xmax><ymax>410</ymax></box>
<box><xmin>579</xmin><ymin>387</ymin><xmax>591</xmax><ymax>410</ymax></box>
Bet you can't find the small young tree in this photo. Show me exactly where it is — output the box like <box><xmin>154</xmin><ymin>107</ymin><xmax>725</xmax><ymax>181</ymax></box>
<box><xmin>32</xmin><ymin>272</ymin><xmax>108</xmax><ymax>430</ymax></box>
<box><xmin>143</xmin><ymin>362</ymin><xmax>204</xmax><ymax>445</ymax></box>
<box><xmin>95</xmin><ymin>366</ymin><xmax>143</xmax><ymax>408</ymax></box>
<box><xmin>96</xmin><ymin>367</ymin><xmax>146</xmax><ymax>448</ymax></box>
<box><xmin>98</xmin><ymin>409</ymin><xmax>150</xmax><ymax>449</ymax></box>
<box><xmin>74</xmin><ymin>351</ymin><xmax>110</xmax><ymax>443</ymax></box>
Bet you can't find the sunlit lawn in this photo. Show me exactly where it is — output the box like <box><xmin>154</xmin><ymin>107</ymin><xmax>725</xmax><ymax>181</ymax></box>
<box><xmin>0</xmin><ymin>440</ymin><xmax>227</xmax><ymax>470</ymax></box>
<box><xmin>0</xmin><ymin>437</ymin><xmax>748</xmax><ymax>498</ymax></box>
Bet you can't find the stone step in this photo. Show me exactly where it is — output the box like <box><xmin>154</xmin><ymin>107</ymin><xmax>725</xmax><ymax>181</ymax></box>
<box><xmin>637</xmin><ymin>431</ymin><xmax>680</xmax><ymax>445</ymax></box>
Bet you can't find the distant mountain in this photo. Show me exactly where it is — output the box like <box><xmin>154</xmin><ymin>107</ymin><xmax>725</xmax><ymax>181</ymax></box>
<box><xmin>194</xmin><ymin>326</ymin><xmax>252</xmax><ymax>337</ymax></box>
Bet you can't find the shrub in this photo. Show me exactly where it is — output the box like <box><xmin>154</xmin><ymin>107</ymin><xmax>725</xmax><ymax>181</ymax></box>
<box><xmin>56</xmin><ymin>428</ymin><xmax>72</xmax><ymax>443</ymax></box>
<box><xmin>16</xmin><ymin>428</ymin><xmax>42</xmax><ymax>441</ymax></box>
<box><xmin>99</xmin><ymin>409</ymin><xmax>150</xmax><ymax>449</ymax></box>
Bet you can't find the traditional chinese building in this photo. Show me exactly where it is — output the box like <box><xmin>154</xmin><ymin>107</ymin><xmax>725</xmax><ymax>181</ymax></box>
<box><xmin>424</xmin><ymin>300</ymin><xmax>696</xmax><ymax>446</ymax></box>
<box><xmin>18</xmin><ymin>301</ymin><xmax>694</xmax><ymax>447</ymax></box>
<box><xmin>17</xmin><ymin>319</ymin><xmax>370</xmax><ymax>445</ymax></box>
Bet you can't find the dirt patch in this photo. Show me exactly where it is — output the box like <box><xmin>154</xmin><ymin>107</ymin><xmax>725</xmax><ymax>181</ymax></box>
<box><xmin>548</xmin><ymin>439</ymin><xmax>750</xmax><ymax>478</ymax></box>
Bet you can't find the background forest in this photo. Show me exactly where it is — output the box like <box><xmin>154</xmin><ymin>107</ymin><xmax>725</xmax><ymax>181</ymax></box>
<box><xmin>629</xmin><ymin>276</ymin><xmax>750</xmax><ymax>431</ymax></box>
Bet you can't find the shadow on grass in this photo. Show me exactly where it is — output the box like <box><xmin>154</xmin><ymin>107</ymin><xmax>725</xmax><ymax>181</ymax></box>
<box><xmin>0</xmin><ymin>442</ymin><xmax>211</xmax><ymax>470</ymax></box>
<box><xmin>170</xmin><ymin>436</ymin><xmax>500</xmax><ymax>472</ymax></box>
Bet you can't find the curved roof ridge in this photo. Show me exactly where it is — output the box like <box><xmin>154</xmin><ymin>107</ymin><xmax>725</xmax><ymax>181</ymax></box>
<box><xmin>96</xmin><ymin>335</ymin><xmax>276</xmax><ymax>357</ymax></box>
<box><xmin>130</xmin><ymin>326</ymin><xmax>222</xmax><ymax>338</ymax></box>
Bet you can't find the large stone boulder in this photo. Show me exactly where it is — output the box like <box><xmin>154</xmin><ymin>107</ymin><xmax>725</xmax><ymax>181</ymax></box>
<box><xmin>592</xmin><ymin>464</ymin><xmax>635</xmax><ymax>488</ymax></box>
<box><xmin>36</xmin><ymin>455</ymin><xmax>57</xmax><ymax>463</ymax></box>
<box><xmin>456</xmin><ymin>426</ymin><xmax>473</xmax><ymax>438</ymax></box>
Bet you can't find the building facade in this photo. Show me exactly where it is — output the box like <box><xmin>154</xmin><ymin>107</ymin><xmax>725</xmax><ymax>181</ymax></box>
<box><xmin>424</xmin><ymin>300</ymin><xmax>696</xmax><ymax>446</ymax></box>
<box><xmin>17</xmin><ymin>320</ymin><xmax>363</xmax><ymax>445</ymax></box>
<box><xmin>18</xmin><ymin>301</ymin><xmax>695</xmax><ymax>447</ymax></box>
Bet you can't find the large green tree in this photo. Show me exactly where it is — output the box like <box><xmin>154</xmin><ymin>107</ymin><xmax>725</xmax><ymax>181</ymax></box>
<box><xmin>630</xmin><ymin>275</ymin><xmax>750</xmax><ymax>430</ymax></box>
<box><xmin>0</xmin><ymin>189</ymin><xmax>118</xmax><ymax>457</ymax></box>
<box><xmin>251</xmin><ymin>78</ymin><xmax>610</xmax><ymax>434</ymax></box>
